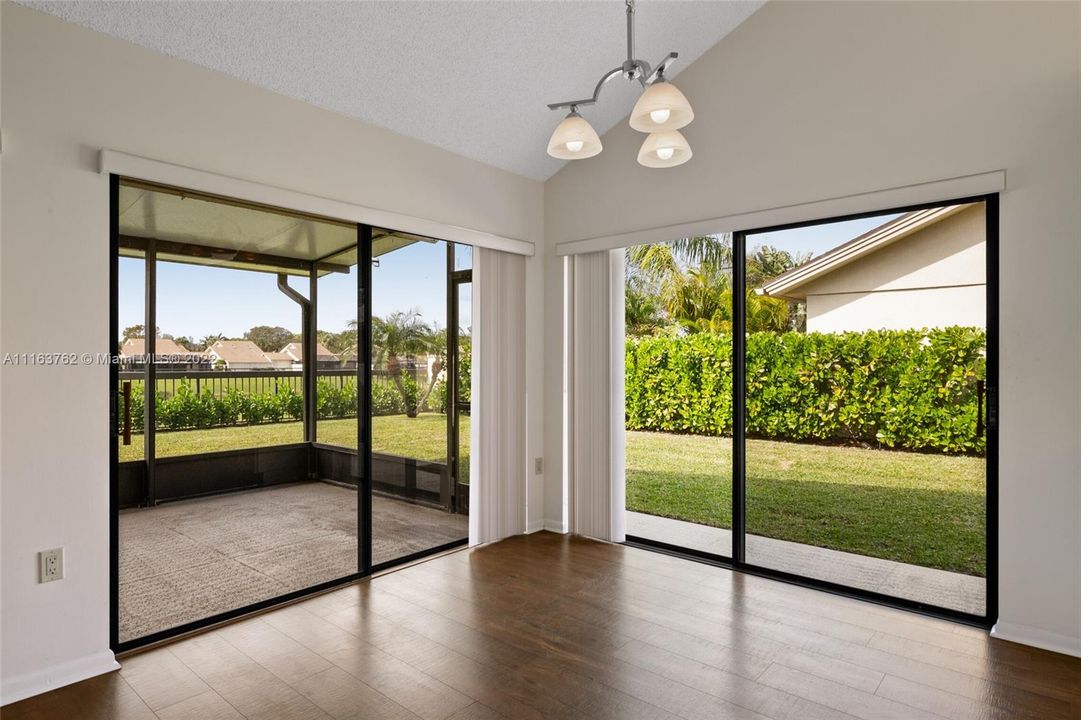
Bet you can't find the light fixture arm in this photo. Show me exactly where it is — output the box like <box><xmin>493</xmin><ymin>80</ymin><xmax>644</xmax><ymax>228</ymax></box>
<box><xmin>546</xmin><ymin>0</ymin><xmax>678</xmax><ymax>112</ymax></box>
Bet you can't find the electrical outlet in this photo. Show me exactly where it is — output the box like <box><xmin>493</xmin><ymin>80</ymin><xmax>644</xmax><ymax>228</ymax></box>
<box><xmin>534</xmin><ymin>457</ymin><xmax>543</xmax><ymax>475</ymax></box>
<box><xmin>39</xmin><ymin>548</ymin><xmax>63</xmax><ymax>583</ymax></box>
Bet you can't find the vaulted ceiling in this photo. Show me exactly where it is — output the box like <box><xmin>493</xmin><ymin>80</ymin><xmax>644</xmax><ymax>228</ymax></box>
<box><xmin>21</xmin><ymin>1</ymin><xmax>763</xmax><ymax>180</ymax></box>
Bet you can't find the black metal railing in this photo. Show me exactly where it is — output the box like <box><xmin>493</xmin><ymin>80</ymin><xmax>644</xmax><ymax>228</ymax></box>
<box><xmin>118</xmin><ymin>367</ymin><xmax>428</xmax><ymax>399</ymax></box>
<box><xmin>117</xmin><ymin>366</ymin><xmax>441</xmax><ymax>434</ymax></box>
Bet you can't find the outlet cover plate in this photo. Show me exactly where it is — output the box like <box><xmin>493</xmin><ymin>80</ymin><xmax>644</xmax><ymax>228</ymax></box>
<box><xmin>39</xmin><ymin>548</ymin><xmax>63</xmax><ymax>583</ymax></box>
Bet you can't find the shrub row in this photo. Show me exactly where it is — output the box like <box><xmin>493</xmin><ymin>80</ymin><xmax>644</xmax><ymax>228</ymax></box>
<box><xmin>118</xmin><ymin>374</ymin><xmax>444</xmax><ymax>433</ymax></box>
<box><xmin>626</xmin><ymin>327</ymin><xmax>986</xmax><ymax>454</ymax></box>
<box><xmin>154</xmin><ymin>382</ymin><xmax>304</xmax><ymax>430</ymax></box>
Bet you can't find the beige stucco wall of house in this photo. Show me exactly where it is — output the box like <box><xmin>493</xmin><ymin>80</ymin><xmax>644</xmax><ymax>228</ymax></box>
<box><xmin>801</xmin><ymin>204</ymin><xmax>986</xmax><ymax>333</ymax></box>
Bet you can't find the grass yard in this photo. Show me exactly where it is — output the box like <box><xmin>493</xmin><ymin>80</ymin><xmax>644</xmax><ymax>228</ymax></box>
<box><xmin>119</xmin><ymin>413</ymin><xmax>463</xmax><ymax>464</ymax></box>
<box><xmin>626</xmin><ymin>431</ymin><xmax>986</xmax><ymax>577</ymax></box>
<box><xmin>119</xmin><ymin>417</ymin><xmax>983</xmax><ymax>576</ymax></box>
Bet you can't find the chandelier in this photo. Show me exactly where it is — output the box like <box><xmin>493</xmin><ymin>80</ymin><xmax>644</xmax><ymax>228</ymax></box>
<box><xmin>546</xmin><ymin>0</ymin><xmax>694</xmax><ymax>168</ymax></box>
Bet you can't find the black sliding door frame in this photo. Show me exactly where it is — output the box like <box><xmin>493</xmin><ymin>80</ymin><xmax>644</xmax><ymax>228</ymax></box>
<box><xmin>109</xmin><ymin>182</ymin><xmax>468</xmax><ymax>652</ymax></box>
<box><xmin>447</xmin><ymin>245</ymin><xmax>473</xmax><ymax>509</ymax></box>
<box><xmin>627</xmin><ymin>193</ymin><xmax>999</xmax><ymax>628</ymax></box>
<box><xmin>358</xmin><ymin>224</ymin><xmax>374</xmax><ymax>576</ymax></box>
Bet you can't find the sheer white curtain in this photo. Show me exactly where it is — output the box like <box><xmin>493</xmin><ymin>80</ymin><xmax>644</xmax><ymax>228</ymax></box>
<box><xmin>566</xmin><ymin>249</ymin><xmax>625</xmax><ymax>542</ymax></box>
<box><xmin>469</xmin><ymin>247</ymin><xmax>527</xmax><ymax>545</ymax></box>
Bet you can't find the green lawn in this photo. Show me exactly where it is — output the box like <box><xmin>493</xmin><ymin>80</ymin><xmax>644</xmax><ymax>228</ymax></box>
<box><xmin>119</xmin><ymin>413</ymin><xmax>463</xmax><ymax>464</ymax></box>
<box><xmin>626</xmin><ymin>431</ymin><xmax>985</xmax><ymax>577</ymax></box>
<box><xmin>120</xmin><ymin>418</ymin><xmax>984</xmax><ymax>576</ymax></box>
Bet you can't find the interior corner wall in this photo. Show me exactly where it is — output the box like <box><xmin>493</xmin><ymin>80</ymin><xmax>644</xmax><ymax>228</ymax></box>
<box><xmin>542</xmin><ymin>0</ymin><xmax>1081</xmax><ymax>653</ymax></box>
<box><xmin>0</xmin><ymin>2</ymin><xmax>545</xmax><ymax>700</ymax></box>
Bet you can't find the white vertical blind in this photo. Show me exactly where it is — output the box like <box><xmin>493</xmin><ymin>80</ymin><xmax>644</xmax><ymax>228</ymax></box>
<box><xmin>567</xmin><ymin>250</ymin><xmax>626</xmax><ymax>542</ymax></box>
<box><xmin>469</xmin><ymin>247</ymin><xmax>527</xmax><ymax>545</ymax></box>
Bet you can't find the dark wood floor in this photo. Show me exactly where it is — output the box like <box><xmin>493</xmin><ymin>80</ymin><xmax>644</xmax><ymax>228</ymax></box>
<box><xmin>5</xmin><ymin>531</ymin><xmax>1080</xmax><ymax>720</ymax></box>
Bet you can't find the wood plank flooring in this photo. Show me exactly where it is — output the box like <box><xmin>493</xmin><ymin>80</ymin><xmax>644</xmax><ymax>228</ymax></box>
<box><xmin>4</xmin><ymin>531</ymin><xmax>1080</xmax><ymax>720</ymax></box>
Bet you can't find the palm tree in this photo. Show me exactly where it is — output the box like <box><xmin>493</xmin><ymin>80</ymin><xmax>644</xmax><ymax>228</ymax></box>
<box><xmin>745</xmin><ymin>291</ymin><xmax>792</xmax><ymax>333</ymax></box>
<box><xmin>371</xmin><ymin>310</ymin><xmax>430</xmax><ymax>364</ymax></box>
<box><xmin>661</xmin><ymin>265</ymin><xmax>791</xmax><ymax>334</ymax></box>
<box><xmin>662</xmin><ymin>263</ymin><xmax>731</xmax><ymax>332</ymax></box>
<box><xmin>627</xmin><ymin>234</ymin><xmax>733</xmax><ymax>334</ymax></box>
<box><xmin>627</xmin><ymin>234</ymin><xmax>732</xmax><ymax>282</ymax></box>
<box><xmin>415</xmin><ymin>326</ymin><xmax>448</xmax><ymax>414</ymax></box>
<box><xmin>628</xmin><ymin>237</ymin><xmax>809</xmax><ymax>334</ymax></box>
<box><xmin>625</xmin><ymin>279</ymin><xmax>665</xmax><ymax>336</ymax></box>
<box><xmin>371</xmin><ymin>309</ymin><xmax>434</xmax><ymax>417</ymax></box>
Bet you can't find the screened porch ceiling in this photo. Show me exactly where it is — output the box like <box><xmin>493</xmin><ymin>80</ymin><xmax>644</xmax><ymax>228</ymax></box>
<box><xmin>117</xmin><ymin>178</ymin><xmax>436</xmax><ymax>276</ymax></box>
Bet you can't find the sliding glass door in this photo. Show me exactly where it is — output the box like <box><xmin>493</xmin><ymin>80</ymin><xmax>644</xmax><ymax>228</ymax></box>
<box><xmin>624</xmin><ymin>236</ymin><xmax>734</xmax><ymax>557</ymax></box>
<box><xmin>111</xmin><ymin>177</ymin><xmax>473</xmax><ymax>650</ymax></box>
<box><xmin>740</xmin><ymin>200</ymin><xmax>993</xmax><ymax>617</ymax></box>
<box><xmin>368</xmin><ymin>230</ymin><xmax>469</xmax><ymax>567</ymax></box>
<box><xmin>624</xmin><ymin>195</ymin><xmax>996</xmax><ymax>624</ymax></box>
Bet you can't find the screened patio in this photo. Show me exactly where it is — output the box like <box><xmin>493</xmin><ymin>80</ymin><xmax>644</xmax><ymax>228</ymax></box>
<box><xmin>114</xmin><ymin>178</ymin><xmax>472</xmax><ymax>646</ymax></box>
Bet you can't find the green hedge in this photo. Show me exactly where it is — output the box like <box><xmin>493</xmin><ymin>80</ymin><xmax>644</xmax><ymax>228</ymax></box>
<box><xmin>626</xmin><ymin>327</ymin><xmax>986</xmax><ymax>454</ymax></box>
<box><xmin>118</xmin><ymin>373</ymin><xmax>436</xmax><ymax>433</ymax></box>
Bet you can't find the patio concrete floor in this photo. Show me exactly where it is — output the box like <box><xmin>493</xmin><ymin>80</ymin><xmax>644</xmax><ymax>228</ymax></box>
<box><xmin>119</xmin><ymin>482</ymin><xmax>467</xmax><ymax>643</ymax></box>
<box><xmin>626</xmin><ymin>511</ymin><xmax>985</xmax><ymax>615</ymax></box>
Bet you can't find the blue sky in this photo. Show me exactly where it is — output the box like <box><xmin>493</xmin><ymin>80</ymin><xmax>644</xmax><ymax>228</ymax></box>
<box><xmin>746</xmin><ymin>212</ymin><xmax>901</xmax><ymax>258</ymax></box>
<box><xmin>118</xmin><ymin>213</ymin><xmax>894</xmax><ymax>343</ymax></box>
<box><xmin>119</xmin><ymin>240</ymin><xmax>469</xmax><ymax>343</ymax></box>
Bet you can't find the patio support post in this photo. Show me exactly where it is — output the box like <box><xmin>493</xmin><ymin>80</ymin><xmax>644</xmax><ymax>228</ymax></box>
<box><xmin>276</xmin><ymin>273</ymin><xmax>316</xmax><ymax>454</ymax></box>
<box><xmin>306</xmin><ymin>266</ymin><xmax>318</xmax><ymax>449</ymax></box>
<box><xmin>144</xmin><ymin>239</ymin><xmax>157</xmax><ymax>506</ymax></box>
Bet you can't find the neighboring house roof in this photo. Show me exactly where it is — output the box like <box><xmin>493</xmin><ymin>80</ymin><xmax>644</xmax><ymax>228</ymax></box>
<box><xmin>264</xmin><ymin>351</ymin><xmax>293</xmax><ymax>363</ymax></box>
<box><xmin>759</xmin><ymin>204</ymin><xmax>974</xmax><ymax>301</ymax></box>
<box><xmin>207</xmin><ymin>339</ymin><xmax>274</xmax><ymax>366</ymax></box>
<box><xmin>119</xmin><ymin>337</ymin><xmax>202</xmax><ymax>359</ymax></box>
<box><xmin>280</xmin><ymin>342</ymin><xmax>339</xmax><ymax>362</ymax></box>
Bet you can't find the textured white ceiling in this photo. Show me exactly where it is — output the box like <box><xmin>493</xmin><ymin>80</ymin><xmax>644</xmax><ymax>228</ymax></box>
<box><xmin>20</xmin><ymin>1</ymin><xmax>763</xmax><ymax>180</ymax></box>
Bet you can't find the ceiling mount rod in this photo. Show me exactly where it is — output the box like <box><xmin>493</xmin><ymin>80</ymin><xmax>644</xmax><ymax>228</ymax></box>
<box><xmin>546</xmin><ymin>0</ymin><xmax>678</xmax><ymax>112</ymax></box>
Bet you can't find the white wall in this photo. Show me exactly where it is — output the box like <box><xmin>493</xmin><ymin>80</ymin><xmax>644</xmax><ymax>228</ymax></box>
<box><xmin>802</xmin><ymin>204</ymin><xmax>987</xmax><ymax>332</ymax></box>
<box><xmin>0</xmin><ymin>3</ymin><xmax>546</xmax><ymax>701</ymax></box>
<box><xmin>806</xmin><ymin>285</ymin><xmax>985</xmax><ymax>334</ymax></box>
<box><xmin>544</xmin><ymin>1</ymin><xmax>1081</xmax><ymax>654</ymax></box>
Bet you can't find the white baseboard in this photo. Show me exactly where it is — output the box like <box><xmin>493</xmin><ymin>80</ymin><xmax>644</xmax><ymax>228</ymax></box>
<box><xmin>1</xmin><ymin>649</ymin><xmax>120</xmax><ymax>706</ymax></box>
<box><xmin>990</xmin><ymin>622</ymin><xmax>1081</xmax><ymax>658</ymax></box>
<box><xmin>525</xmin><ymin>519</ymin><xmax>566</xmax><ymax>534</ymax></box>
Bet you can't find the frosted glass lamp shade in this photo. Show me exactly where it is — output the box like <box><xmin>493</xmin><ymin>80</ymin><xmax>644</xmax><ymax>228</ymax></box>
<box><xmin>629</xmin><ymin>81</ymin><xmax>694</xmax><ymax>132</ymax></box>
<box><xmin>547</xmin><ymin>112</ymin><xmax>603</xmax><ymax>159</ymax></box>
<box><xmin>637</xmin><ymin>130</ymin><xmax>692</xmax><ymax>168</ymax></box>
